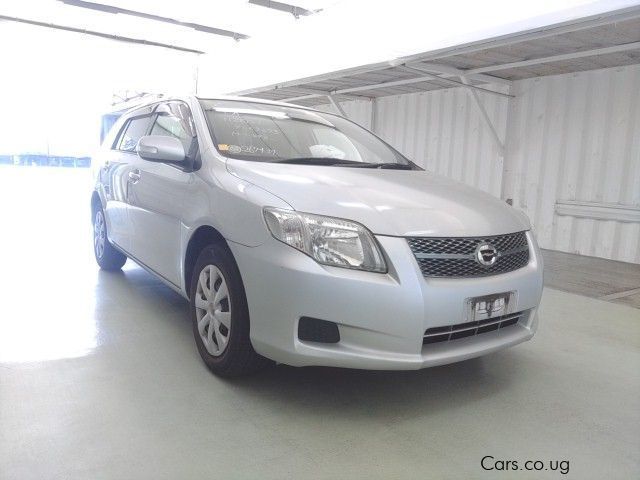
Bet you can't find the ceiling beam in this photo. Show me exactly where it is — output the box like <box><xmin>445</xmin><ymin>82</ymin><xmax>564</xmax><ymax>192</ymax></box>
<box><xmin>280</xmin><ymin>93</ymin><xmax>324</xmax><ymax>102</ymax></box>
<box><xmin>232</xmin><ymin>62</ymin><xmax>393</xmax><ymax>97</ymax></box>
<box><xmin>276</xmin><ymin>75</ymin><xmax>442</xmax><ymax>102</ymax></box>
<box><xmin>399</xmin><ymin>66</ymin><xmax>513</xmax><ymax>98</ymax></box>
<box><xmin>59</xmin><ymin>0</ymin><xmax>249</xmax><ymax>40</ymax></box>
<box><xmin>404</xmin><ymin>61</ymin><xmax>512</xmax><ymax>86</ymax></box>
<box><xmin>467</xmin><ymin>41</ymin><xmax>640</xmax><ymax>74</ymax></box>
<box><xmin>320</xmin><ymin>77</ymin><xmax>441</xmax><ymax>95</ymax></box>
<box><xmin>0</xmin><ymin>14</ymin><xmax>203</xmax><ymax>53</ymax></box>
<box><xmin>277</xmin><ymin>70</ymin><xmax>513</xmax><ymax>103</ymax></box>
<box><xmin>277</xmin><ymin>87</ymin><xmax>366</xmax><ymax>101</ymax></box>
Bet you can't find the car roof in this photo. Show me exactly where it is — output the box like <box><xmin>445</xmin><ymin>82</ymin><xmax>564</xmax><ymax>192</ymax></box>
<box><xmin>118</xmin><ymin>94</ymin><xmax>328</xmax><ymax>119</ymax></box>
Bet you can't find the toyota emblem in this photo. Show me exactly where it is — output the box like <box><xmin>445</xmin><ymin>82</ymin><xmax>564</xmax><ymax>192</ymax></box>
<box><xmin>475</xmin><ymin>242</ymin><xmax>498</xmax><ymax>266</ymax></box>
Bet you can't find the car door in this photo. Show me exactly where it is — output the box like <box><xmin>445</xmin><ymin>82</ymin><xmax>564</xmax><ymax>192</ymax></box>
<box><xmin>126</xmin><ymin>101</ymin><xmax>199</xmax><ymax>287</ymax></box>
<box><xmin>102</xmin><ymin>107</ymin><xmax>155</xmax><ymax>253</ymax></box>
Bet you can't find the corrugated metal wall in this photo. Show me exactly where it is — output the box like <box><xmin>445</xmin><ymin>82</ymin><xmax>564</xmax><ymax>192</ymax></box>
<box><xmin>317</xmin><ymin>100</ymin><xmax>371</xmax><ymax>128</ymax></box>
<box><xmin>340</xmin><ymin>100</ymin><xmax>373</xmax><ymax>130</ymax></box>
<box><xmin>504</xmin><ymin>65</ymin><xmax>640</xmax><ymax>264</ymax></box>
<box><xmin>374</xmin><ymin>87</ymin><xmax>509</xmax><ymax>198</ymax></box>
<box><xmin>323</xmin><ymin>86</ymin><xmax>509</xmax><ymax>197</ymax></box>
<box><xmin>331</xmin><ymin>64</ymin><xmax>639</xmax><ymax>263</ymax></box>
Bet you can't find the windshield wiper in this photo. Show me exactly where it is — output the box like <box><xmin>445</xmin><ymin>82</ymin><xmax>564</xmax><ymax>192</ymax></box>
<box><xmin>273</xmin><ymin>158</ymin><xmax>415</xmax><ymax>169</ymax></box>
<box><xmin>374</xmin><ymin>163</ymin><xmax>414</xmax><ymax>170</ymax></box>
<box><xmin>341</xmin><ymin>162</ymin><xmax>414</xmax><ymax>170</ymax></box>
<box><xmin>274</xmin><ymin>157</ymin><xmax>367</xmax><ymax>166</ymax></box>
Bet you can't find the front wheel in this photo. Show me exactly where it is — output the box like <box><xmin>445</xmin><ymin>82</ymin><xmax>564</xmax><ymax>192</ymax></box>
<box><xmin>93</xmin><ymin>208</ymin><xmax>127</xmax><ymax>271</ymax></box>
<box><xmin>190</xmin><ymin>244</ymin><xmax>271</xmax><ymax>377</ymax></box>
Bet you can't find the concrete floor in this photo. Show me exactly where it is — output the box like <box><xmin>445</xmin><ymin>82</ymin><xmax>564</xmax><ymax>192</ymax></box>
<box><xmin>1</xmin><ymin>166</ymin><xmax>639</xmax><ymax>479</ymax></box>
<box><xmin>543</xmin><ymin>249</ymin><xmax>640</xmax><ymax>309</ymax></box>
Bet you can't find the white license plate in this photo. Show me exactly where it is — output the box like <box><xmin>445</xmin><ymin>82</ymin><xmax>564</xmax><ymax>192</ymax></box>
<box><xmin>465</xmin><ymin>291</ymin><xmax>516</xmax><ymax>322</ymax></box>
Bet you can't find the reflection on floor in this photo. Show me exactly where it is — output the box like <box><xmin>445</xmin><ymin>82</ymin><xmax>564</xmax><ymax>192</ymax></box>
<box><xmin>1</xmin><ymin>166</ymin><xmax>639</xmax><ymax>479</ymax></box>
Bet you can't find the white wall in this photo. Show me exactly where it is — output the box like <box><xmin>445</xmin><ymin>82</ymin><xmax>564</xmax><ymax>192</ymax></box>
<box><xmin>0</xmin><ymin>24</ymin><xmax>198</xmax><ymax>157</ymax></box>
<box><xmin>331</xmin><ymin>64</ymin><xmax>640</xmax><ymax>263</ymax></box>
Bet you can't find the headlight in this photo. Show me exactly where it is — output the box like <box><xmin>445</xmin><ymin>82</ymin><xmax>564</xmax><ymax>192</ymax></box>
<box><xmin>263</xmin><ymin>207</ymin><xmax>387</xmax><ymax>273</ymax></box>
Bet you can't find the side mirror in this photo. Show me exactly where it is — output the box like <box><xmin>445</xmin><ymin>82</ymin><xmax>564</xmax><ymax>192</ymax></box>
<box><xmin>136</xmin><ymin>135</ymin><xmax>186</xmax><ymax>163</ymax></box>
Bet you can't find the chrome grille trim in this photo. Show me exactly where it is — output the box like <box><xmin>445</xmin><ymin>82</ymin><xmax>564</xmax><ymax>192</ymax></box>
<box><xmin>413</xmin><ymin>245</ymin><xmax>528</xmax><ymax>260</ymax></box>
<box><xmin>407</xmin><ymin>231</ymin><xmax>530</xmax><ymax>277</ymax></box>
<box><xmin>423</xmin><ymin>312</ymin><xmax>523</xmax><ymax>344</ymax></box>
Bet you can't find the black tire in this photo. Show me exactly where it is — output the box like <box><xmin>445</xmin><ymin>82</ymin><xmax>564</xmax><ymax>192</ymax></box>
<box><xmin>93</xmin><ymin>208</ymin><xmax>127</xmax><ymax>271</ymax></box>
<box><xmin>189</xmin><ymin>243</ymin><xmax>271</xmax><ymax>377</ymax></box>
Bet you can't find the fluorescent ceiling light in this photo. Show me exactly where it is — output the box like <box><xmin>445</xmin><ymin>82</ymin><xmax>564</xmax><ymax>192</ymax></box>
<box><xmin>59</xmin><ymin>0</ymin><xmax>250</xmax><ymax>40</ymax></box>
<box><xmin>249</xmin><ymin>0</ymin><xmax>321</xmax><ymax>19</ymax></box>
<box><xmin>0</xmin><ymin>14</ymin><xmax>204</xmax><ymax>53</ymax></box>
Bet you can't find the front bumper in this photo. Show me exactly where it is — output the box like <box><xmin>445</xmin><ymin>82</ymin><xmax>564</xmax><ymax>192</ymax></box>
<box><xmin>229</xmin><ymin>231</ymin><xmax>543</xmax><ymax>370</ymax></box>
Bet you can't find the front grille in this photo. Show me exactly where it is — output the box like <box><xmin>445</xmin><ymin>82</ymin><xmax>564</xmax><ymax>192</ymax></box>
<box><xmin>423</xmin><ymin>312</ymin><xmax>522</xmax><ymax>344</ymax></box>
<box><xmin>407</xmin><ymin>231</ymin><xmax>529</xmax><ymax>278</ymax></box>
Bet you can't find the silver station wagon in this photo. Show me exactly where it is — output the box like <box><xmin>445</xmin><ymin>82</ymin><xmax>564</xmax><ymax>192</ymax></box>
<box><xmin>92</xmin><ymin>95</ymin><xmax>544</xmax><ymax>376</ymax></box>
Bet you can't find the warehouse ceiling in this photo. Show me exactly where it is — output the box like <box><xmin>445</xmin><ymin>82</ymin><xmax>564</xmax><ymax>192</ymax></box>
<box><xmin>1</xmin><ymin>1</ymin><xmax>639</xmax><ymax>107</ymax></box>
<box><xmin>0</xmin><ymin>0</ymin><xmax>334</xmax><ymax>53</ymax></box>
<box><xmin>232</xmin><ymin>5</ymin><xmax>640</xmax><ymax>106</ymax></box>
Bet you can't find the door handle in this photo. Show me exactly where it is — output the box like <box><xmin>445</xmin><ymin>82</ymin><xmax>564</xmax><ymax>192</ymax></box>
<box><xmin>128</xmin><ymin>169</ymin><xmax>141</xmax><ymax>183</ymax></box>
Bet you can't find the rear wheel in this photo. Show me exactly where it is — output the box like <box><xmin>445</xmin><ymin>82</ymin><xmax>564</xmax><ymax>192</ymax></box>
<box><xmin>93</xmin><ymin>209</ymin><xmax>126</xmax><ymax>270</ymax></box>
<box><xmin>190</xmin><ymin>244</ymin><xmax>271</xmax><ymax>377</ymax></box>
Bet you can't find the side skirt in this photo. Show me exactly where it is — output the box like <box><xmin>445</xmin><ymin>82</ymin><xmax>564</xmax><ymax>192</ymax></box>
<box><xmin>111</xmin><ymin>241</ymin><xmax>189</xmax><ymax>300</ymax></box>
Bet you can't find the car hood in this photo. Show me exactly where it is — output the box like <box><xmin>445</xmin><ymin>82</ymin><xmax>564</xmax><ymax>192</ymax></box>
<box><xmin>227</xmin><ymin>160</ymin><xmax>530</xmax><ymax>237</ymax></box>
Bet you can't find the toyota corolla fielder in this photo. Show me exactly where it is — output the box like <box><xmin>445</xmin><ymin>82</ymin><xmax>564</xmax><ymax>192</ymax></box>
<box><xmin>91</xmin><ymin>95</ymin><xmax>543</xmax><ymax>377</ymax></box>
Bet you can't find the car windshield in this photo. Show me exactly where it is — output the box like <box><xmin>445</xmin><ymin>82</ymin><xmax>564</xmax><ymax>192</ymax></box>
<box><xmin>200</xmin><ymin>99</ymin><xmax>416</xmax><ymax>168</ymax></box>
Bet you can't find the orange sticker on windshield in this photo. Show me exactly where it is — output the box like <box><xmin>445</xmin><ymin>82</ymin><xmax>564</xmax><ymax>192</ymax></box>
<box><xmin>218</xmin><ymin>144</ymin><xmax>229</xmax><ymax>151</ymax></box>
